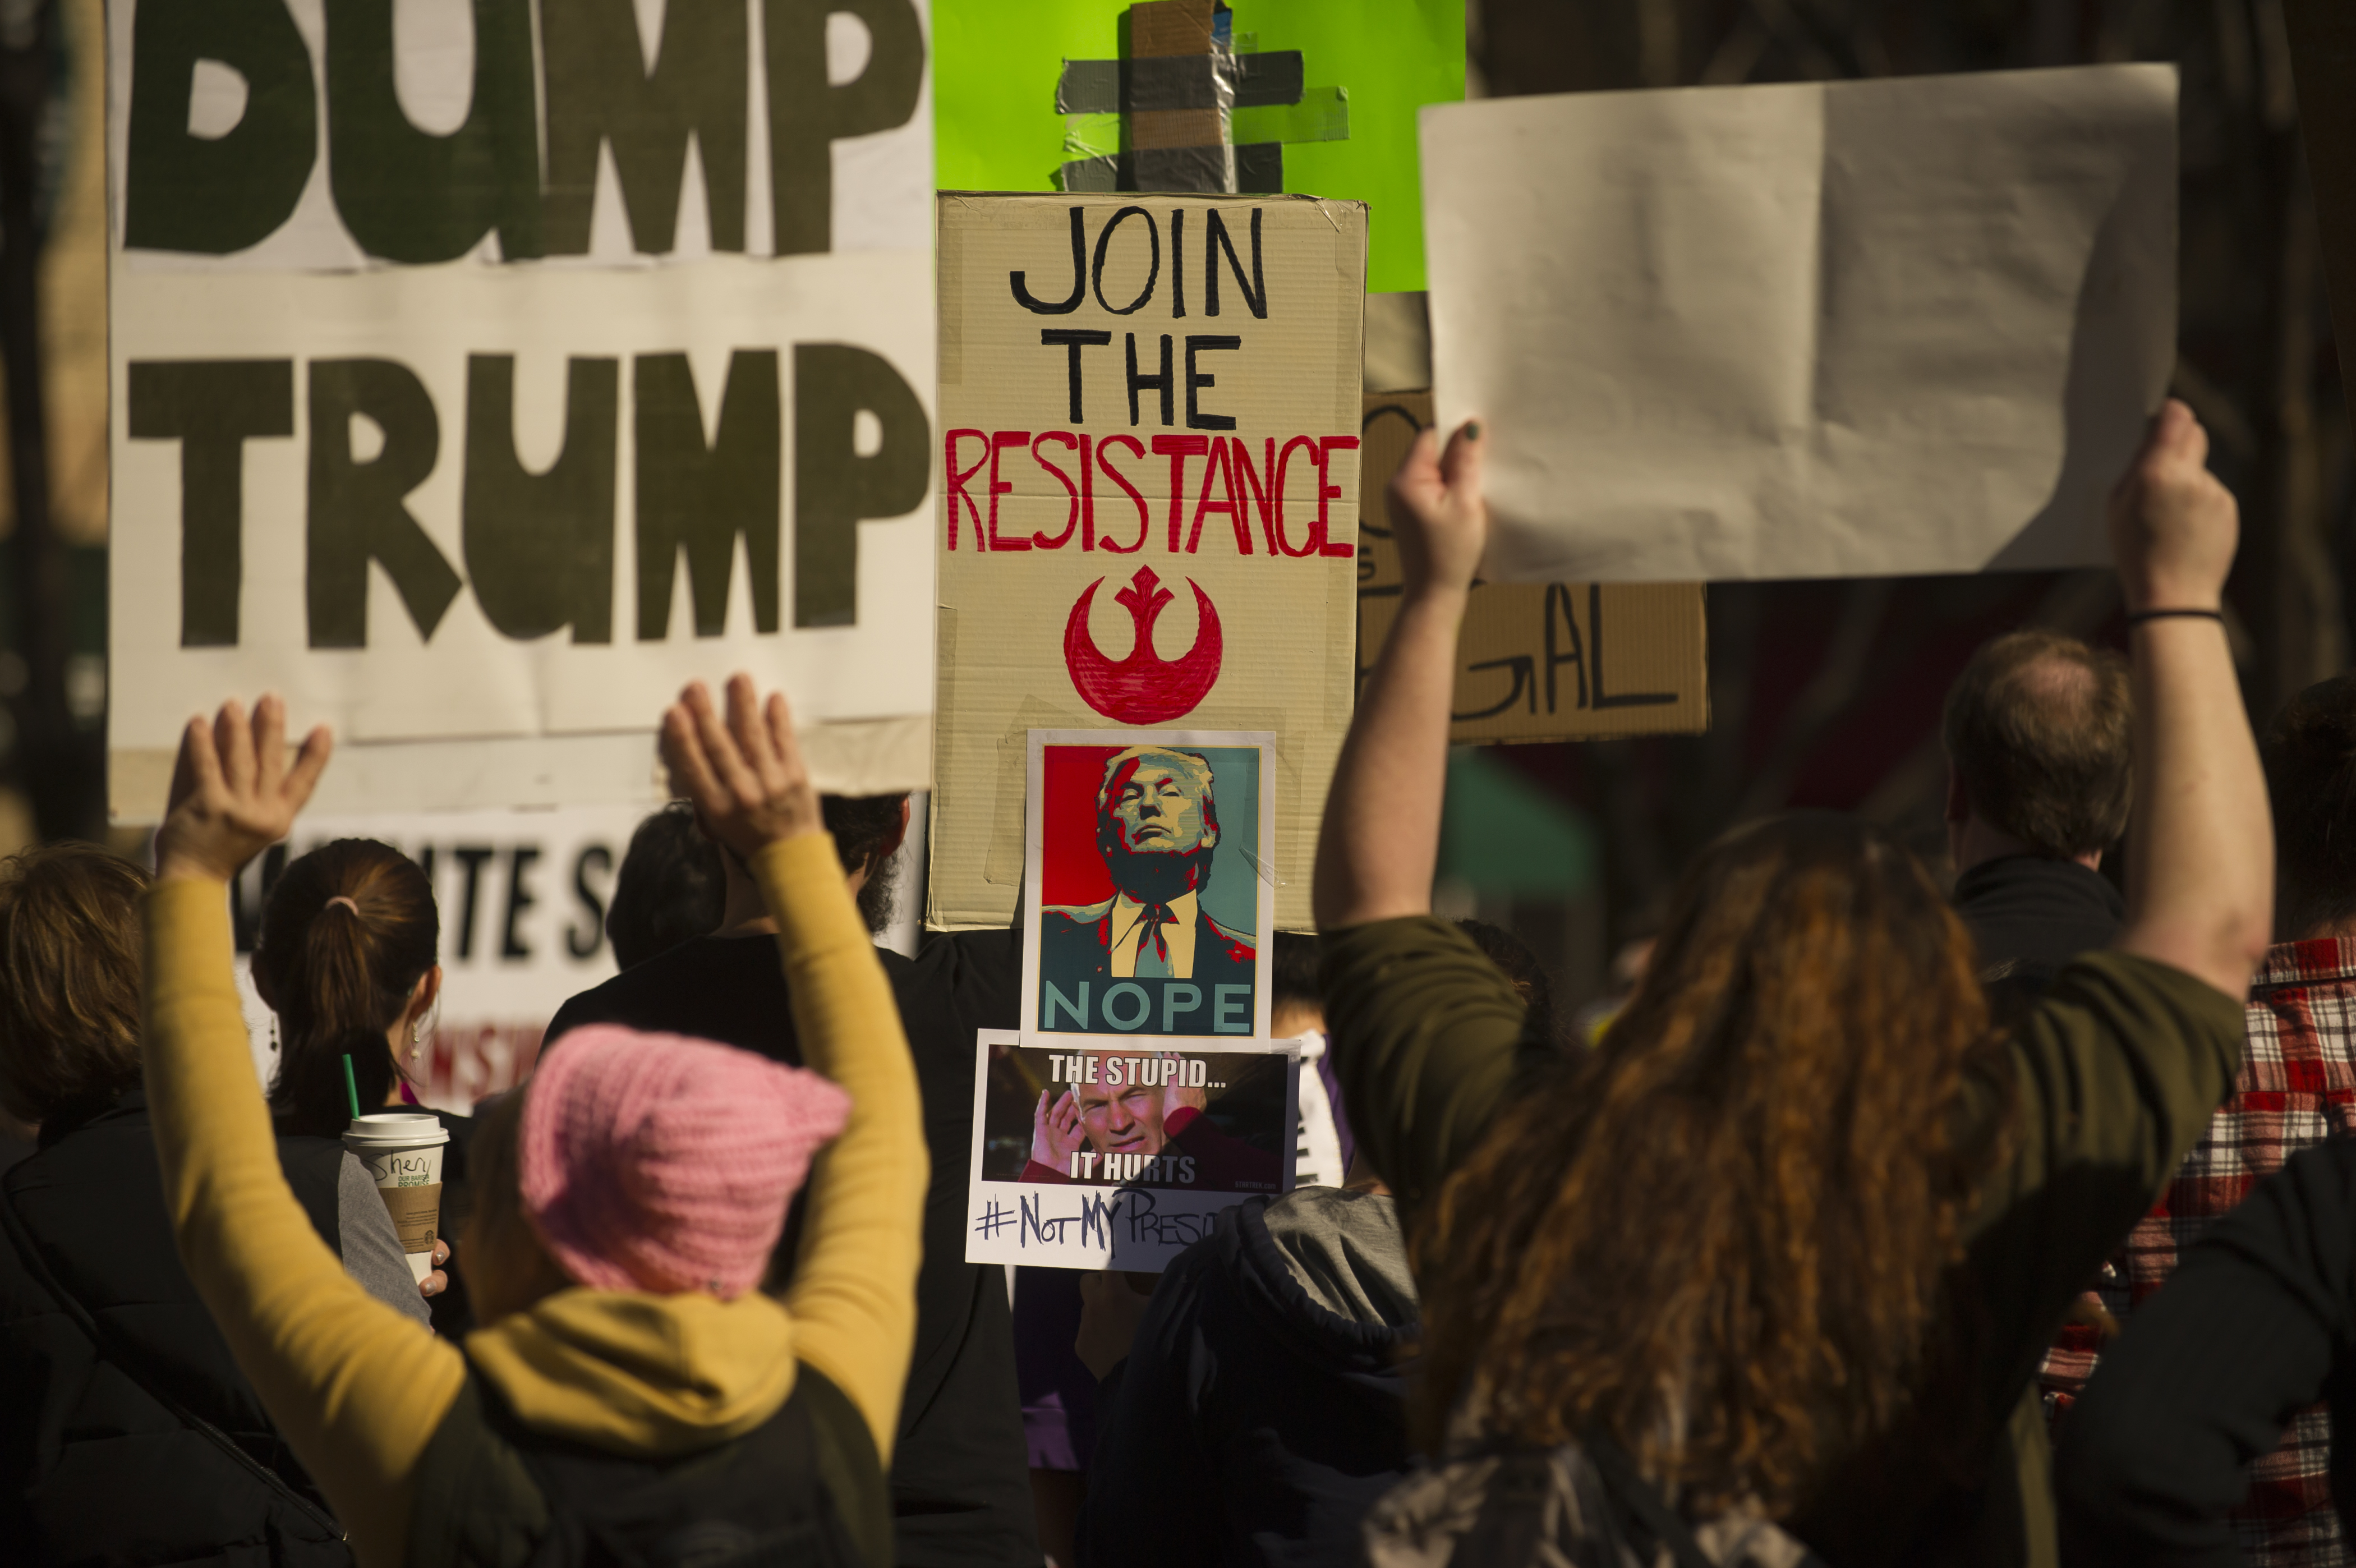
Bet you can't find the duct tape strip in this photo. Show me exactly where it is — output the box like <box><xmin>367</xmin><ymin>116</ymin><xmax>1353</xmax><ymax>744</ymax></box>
<box><xmin>1057</xmin><ymin>52</ymin><xmax>1303</xmax><ymax>115</ymax></box>
<box><xmin>1056</xmin><ymin>59</ymin><xmax>1122</xmax><ymax>114</ymax></box>
<box><xmin>1230</xmin><ymin>52</ymin><xmax>1305</xmax><ymax>108</ymax></box>
<box><xmin>1132</xmin><ymin>144</ymin><xmax>1235</xmax><ymax>192</ymax></box>
<box><xmin>1062</xmin><ymin>113</ymin><xmax>1124</xmax><ymax>161</ymax></box>
<box><xmin>1235</xmin><ymin>142</ymin><xmax>1282</xmax><ymax>193</ymax></box>
<box><xmin>1232</xmin><ymin>86</ymin><xmax>1349</xmax><ymax>146</ymax></box>
<box><xmin>1055</xmin><ymin>146</ymin><xmax>1234</xmax><ymax>193</ymax></box>
<box><xmin>1059</xmin><ymin>154</ymin><xmax>1125</xmax><ymax>192</ymax></box>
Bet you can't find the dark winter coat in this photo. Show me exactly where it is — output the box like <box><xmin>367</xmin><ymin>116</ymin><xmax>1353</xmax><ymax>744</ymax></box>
<box><xmin>1078</xmin><ymin>1187</ymin><xmax>1420</xmax><ymax>1568</ymax></box>
<box><xmin>0</xmin><ymin>1089</ymin><xmax>352</xmax><ymax>1566</ymax></box>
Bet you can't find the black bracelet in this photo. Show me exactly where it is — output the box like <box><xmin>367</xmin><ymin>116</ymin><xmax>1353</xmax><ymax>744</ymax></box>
<box><xmin>2124</xmin><ymin>608</ymin><xmax>2225</xmax><ymax>627</ymax></box>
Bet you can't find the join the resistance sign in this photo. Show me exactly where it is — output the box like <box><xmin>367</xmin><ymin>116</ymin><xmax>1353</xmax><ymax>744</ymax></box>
<box><xmin>928</xmin><ymin>192</ymin><xmax>1366</xmax><ymax>935</ymax></box>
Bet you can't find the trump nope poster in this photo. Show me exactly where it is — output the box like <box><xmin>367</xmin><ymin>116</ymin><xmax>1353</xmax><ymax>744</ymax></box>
<box><xmin>1021</xmin><ymin>728</ymin><xmax>1276</xmax><ymax>1043</ymax></box>
<box><xmin>928</xmin><ymin>192</ymin><xmax>1365</xmax><ymax>932</ymax></box>
<box><xmin>107</xmin><ymin>0</ymin><xmax>939</xmax><ymax>820</ymax></box>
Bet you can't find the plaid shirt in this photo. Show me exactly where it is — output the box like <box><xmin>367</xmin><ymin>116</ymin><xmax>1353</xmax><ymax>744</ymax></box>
<box><xmin>2042</xmin><ymin>939</ymin><xmax>2356</xmax><ymax>1566</ymax></box>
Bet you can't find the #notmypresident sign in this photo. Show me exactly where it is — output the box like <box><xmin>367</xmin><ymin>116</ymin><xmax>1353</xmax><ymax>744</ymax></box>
<box><xmin>107</xmin><ymin>0</ymin><xmax>939</xmax><ymax>820</ymax></box>
<box><xmin>963</xmin><ymin>1028</ymin><xmax>1299</xmax><ymax>1270</ymax></box>
<box><xmin>929</xmin><ymin>192</ymin><xmax>1367</xmax><ymax>932</ymax></box>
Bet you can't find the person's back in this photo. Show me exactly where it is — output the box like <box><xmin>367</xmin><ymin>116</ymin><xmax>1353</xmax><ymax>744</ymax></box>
<box><xmin>2054</xmin><ymin>673</ymin><xmax>2356</xmax><ymax>1565</ymax></box>
<box><xmin>0</xmin><ymin>845</ymin><xmax>355</xmax><ymax>1566</ymax></box>
<box><xmin>1078</xmin><ymin>1185</ymin><xmax>1419</xmax><ymax>1568</ymax></box>
<box><xmin>546</xmin><ymin>795</ymin><xmax>1037</xmax><ymax>1568</ymax></box>
<box><xmin>1942</xmin><ymin>628</ymin><xmax>2133</xmax><ymax>1019</ymax></box>
<box><xmin>251</xmin><ymin>837</ymin><xmax>463</xmax><ymax>1330</ymax></box>
<box><xmin>1317</xmin><ymin>401</ymin><xmax>2270</xmax><ymax>1567</ymax></box>
<box><xmin>129</xmin><ymin>678</ymin><xmax>928</xmax><ymax>1568</ymax></box>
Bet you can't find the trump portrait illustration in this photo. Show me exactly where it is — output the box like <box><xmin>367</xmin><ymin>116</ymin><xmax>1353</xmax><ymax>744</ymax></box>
<box><xmin>1024</xmin><ymin>731</ymin><xmax>1273</xmax><ymax>1040</ymax></box>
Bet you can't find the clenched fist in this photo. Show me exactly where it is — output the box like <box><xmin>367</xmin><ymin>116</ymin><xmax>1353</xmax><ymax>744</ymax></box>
<box><xmin>2109</xmin><ymin>399</ymin><xmax>2239</xmax><ymax>614</ymax></box>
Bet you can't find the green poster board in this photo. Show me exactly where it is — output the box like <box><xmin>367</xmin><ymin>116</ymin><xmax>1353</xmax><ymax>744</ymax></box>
<box><xmin>933</xmin><ymin>0</ymin><xmax>1463</xmax><ymax>293</ymax></box>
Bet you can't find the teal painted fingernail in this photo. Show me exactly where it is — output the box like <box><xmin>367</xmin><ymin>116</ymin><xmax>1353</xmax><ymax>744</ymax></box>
<box><xmin>1464</xmin><ymin>421</ymin><xmax>1482</xmax><ymax>441</ymax></box>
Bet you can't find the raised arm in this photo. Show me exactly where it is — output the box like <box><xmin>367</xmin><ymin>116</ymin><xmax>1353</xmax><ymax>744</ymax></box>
<box><xmin>1310</xmin><ymin>424</ymin><xmax>1530</xmax><ymax>1217</ymax></box>
<box><xmin>2109</xmin><ymin>400</ymin><xmax>2272</xmax><ymax>997</ymax></box>
<box><xmin>1313</xmin><ymin>422</ymin><xmax>1487</xmax><ymax>929</ymax></box>
<box><xmin>145</xmin><ymin>697</ymin><xmax>464</xmax><ymax>1568</ymax></box>
<box><xmin>659</xmin><ymin>677</ymin><xmax>925</xmax><ymax>1461</ymax></box>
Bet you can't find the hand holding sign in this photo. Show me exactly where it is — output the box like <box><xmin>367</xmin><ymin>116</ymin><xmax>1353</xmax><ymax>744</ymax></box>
<box><xmin>1387</xmin><ymin>423</ymin><xmax>1490</xmax><ymax>601</ymax></box>
<box><xmin>156</xmin><ymin>695</ymin><xmax>333</xmax><ymax>885</ymax></box>
<box><xmin>2107</xmin><ymin>399</ymin><xmax>2238</xmax><ymax>615</ymax></box>
<box><xmin>659</xmin><ymin>675</ymin><xmax>824</xmax><ymax>857</ymax></box>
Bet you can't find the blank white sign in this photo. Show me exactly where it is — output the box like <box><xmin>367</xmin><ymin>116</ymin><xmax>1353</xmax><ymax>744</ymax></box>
<box><xmin>1421</xmin><ymin>65</ymin><xmax>2176</xmax><ymax>584</ymax></box>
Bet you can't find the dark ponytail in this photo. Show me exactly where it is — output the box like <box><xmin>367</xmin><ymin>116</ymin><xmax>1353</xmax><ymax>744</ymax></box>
<box><xmin>254</xmin><ymin>839</ymin><xmax>439</xmax><ymax>1137</ymax></box>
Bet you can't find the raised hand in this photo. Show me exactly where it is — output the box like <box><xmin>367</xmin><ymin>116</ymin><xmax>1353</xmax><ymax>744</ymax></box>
<box><xmin>659</xmin><ymin>675</ymin><xmax>823</xmax><ymax>858</ymax></box>
<box><xmin>154</xmin><ymin>695</ymin><xmax>332</xmax><ymax>885</ymax></box>
<box><xmin>1387</xmin><ymin>421</ymin><xmax>1489</xmax><ymax>599</ymax></box>
<box><xmin>1032</xmin><ymin>1089</ymin><xmax>1085</xmax><ymax>1171</ymax></box>
<box><xmin>2108</xmin><ymin>399</ymin><xmax>2239</xmax><ymax>614</ymax></box>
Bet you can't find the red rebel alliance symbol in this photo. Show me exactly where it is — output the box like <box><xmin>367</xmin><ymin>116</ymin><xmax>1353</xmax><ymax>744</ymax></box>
<box><xmin>1063</xmin><ymin>566</ymin><xmax>1223</xmax><ymax>724</ymax></box>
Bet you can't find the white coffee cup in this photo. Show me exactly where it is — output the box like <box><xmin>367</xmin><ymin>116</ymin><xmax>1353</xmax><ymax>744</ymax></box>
<box><xmin>343</xmin><ymin>1112</ymin><xmax>450</xmax><ymax>1284</ymax></box>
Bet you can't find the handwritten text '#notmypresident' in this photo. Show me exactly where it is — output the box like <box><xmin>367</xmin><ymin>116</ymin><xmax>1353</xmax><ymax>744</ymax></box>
<box><xmin>947</xmin><ymin>204</ymin><xmax>1356</xmax><ymax>560</ymax></box>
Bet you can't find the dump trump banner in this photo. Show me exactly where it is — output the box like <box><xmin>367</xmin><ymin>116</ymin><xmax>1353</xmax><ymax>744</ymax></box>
<box><xmin>929</xmin><ymin>192</ymin><xmax>1365</xmax><ymax>932</ymax></box>
<box><xmin>107</xmin><ymin>0</ymin><xmax>940</xmax><ymax>820</ymax></box>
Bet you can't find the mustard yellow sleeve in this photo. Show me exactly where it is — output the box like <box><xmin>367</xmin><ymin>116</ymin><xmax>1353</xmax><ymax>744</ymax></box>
<box><xmin>753</xmin><ymin>834</ymin><xmax>926</xmax><ymax>1461</ymax></box>
<box><xmin>142</xmin><ymin>877</ymin><xmax>465</xmax><ymax>1568</ymax></box>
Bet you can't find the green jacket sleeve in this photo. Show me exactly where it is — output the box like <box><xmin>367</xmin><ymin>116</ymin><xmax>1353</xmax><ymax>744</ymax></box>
<box><xmin>1318</xmin><ymin>916</ymin><xmax>1530</xmax><ymax>1226</ymax></box>
<box><xmin>1962</xmin><ymin>950</ymin><xmax>2247</xmax><ymax>1422</ymax></box>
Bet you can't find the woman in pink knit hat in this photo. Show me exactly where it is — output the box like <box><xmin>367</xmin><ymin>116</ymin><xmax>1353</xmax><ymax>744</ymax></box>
<box><xmin>136</xmin><ymin>675</ymin><xmax>926</xmax><ymax>1568</ymax></box>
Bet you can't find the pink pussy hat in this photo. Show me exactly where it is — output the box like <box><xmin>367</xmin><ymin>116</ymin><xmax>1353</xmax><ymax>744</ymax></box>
<box><xmin>518</xmin><ymin>1024</ymin><xmax>852</xmax><ymax>1298</ymax></box>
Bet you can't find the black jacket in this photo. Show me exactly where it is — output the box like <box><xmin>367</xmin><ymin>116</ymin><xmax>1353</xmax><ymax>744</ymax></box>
<box><xmin>2055</xmin><ymin>1135</ymin><xmax>2356</xmax><ymax>1565</ymax></box>
<box><xmin>1078</xmin><ymin>1188</ymin><xmax>1420</xmax><ymax>1568</ymax></box>
<box><xmin>0</xmin><ymin>1089</ymin><xmax>352</xmax><ymax>1566</ymax></box>
<box><xmin>546</xmin><ymin>929</ymin><xmax>1038</xmax><ymax>1568</ymax></box>
<box><xmin>1954</xmin><ymin>854</ymin><xmax>2124</xmax><ymax>1023</ymax></box>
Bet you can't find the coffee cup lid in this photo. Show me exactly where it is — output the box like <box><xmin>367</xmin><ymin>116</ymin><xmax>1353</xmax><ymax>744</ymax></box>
<box><xmin>343</xmin><ymin>1111</ymin><xmax>450</xmax><ymax>1148</ymax></box>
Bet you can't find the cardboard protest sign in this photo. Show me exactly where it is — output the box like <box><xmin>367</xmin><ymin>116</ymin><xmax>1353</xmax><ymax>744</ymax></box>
<box><xmin>966</xmin><ymin>1028</ymin><xmax>1299</xmax><ymax>1269</ymax></box>
<box><xmin>1357</xmin><ymin>394</ymin><xmax>1709</xmax><ymax>742</ymax></box>
<box><xmin>928</xmin><ymin>192</ymin><xmax>1365</xmax><ymax>932</ymax></box>
<box><xmin>1420</xmin><ymin>66</ymin><xmax>2176</xmax><ymax>584</ymax></box>
<box><xmin>1022</xmin><ymin>729</ymin><xmax>1276</xmax><ymax>1042</ymax></box>
<box><xmin>933</xmin><ymin>0</ymin><xmax>1461</xmax><ymax>291</ymax></box>
<box><xmin>107</xmin><ymin>0</ymin><xmax>939</xmax><ymax>821</ymax></box>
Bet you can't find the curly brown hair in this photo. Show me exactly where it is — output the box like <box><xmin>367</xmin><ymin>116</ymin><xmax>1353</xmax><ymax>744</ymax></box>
<box><xmin>1415</xmin><ymin>813</ymin><xmax>2012</xmax><ymax>1515</ymax></box>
